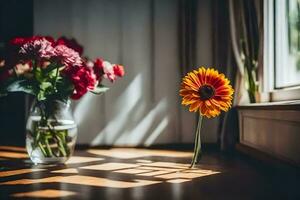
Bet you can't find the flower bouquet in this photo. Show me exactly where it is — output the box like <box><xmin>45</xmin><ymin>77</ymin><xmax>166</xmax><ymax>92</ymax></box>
<box><xmin>180</xmin><ymin>67</ymin><xmax>233</xmax><ymax>168</ymax></box>
<box><xmin>0</xmin><ymin>36</ymin><xmax>125</xmax><ymax>164</ymax></box>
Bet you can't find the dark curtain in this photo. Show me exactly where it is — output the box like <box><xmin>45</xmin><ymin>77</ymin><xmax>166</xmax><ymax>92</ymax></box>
<box><xmin>178</xmin><ymin>0</ymin><xmax>198</xmax><ymax>75</ymax></box>
<box><xmin>0</xmin><ymin>0</ymin><xmax>33</xmax><ymax>146</ymax></box>
<box><xmin>212</xmin><ymin>0</ymin><xmax>263</xmax><ymax>151</ymax></box>
<box><xmin>211</xmin><ymin>0</ymin><xmax>238</xmax><ymax>151</ymax></box>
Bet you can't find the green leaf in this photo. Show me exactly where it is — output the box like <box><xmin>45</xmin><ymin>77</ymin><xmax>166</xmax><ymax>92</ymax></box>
<box><xmin>48</xmin><ymin>68</ymin><xmax>60</xmax><ymax>79</ymax></box>
<box><xmin>35</xmin><ymin>67</ymin><xmax>44</xmax><ymax>83</ymax></box>
<box><xmin>37</xmin><ymin>90</ymin><xmax>46</xmax><ymax>101</ymax></box>
<box><xmin>40</xmin><ymin>82</ymin><xmax>52</xmax><ymax>91</ymax></box>
<box><xmin>55</xmin><ymin>78</ymin><xmax>74</xmax><ymax>100</ymax></box>
<box><xmin>6</xmin><ymin>79</ymin><xmax>36</xmax><ymax>95</ymax></box>
<box><xmin>90</xmin><ymin>85</ymin><xmax>110</xmax><ymax>95</ymax></box>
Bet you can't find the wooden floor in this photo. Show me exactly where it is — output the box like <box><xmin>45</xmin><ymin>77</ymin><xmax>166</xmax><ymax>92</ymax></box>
<box><xmin>0</xmin><ymin>146</ymin><xmax>299</xmax><ymax>200</ymax></box>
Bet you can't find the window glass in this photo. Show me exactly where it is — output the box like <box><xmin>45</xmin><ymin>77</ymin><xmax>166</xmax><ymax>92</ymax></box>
<box><xmin>275</xmin><ymin>0</ymin><xmax>300</xmax><ymax>88</ymax></box>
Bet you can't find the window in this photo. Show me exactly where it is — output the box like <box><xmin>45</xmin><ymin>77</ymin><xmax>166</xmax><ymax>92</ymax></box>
<box><xmin>264</xmin><ymin>0</ymin><xmax>300</xmax><ymax>101</ymax></box>
<box><xmin>275</xmin><ymin>0</ymin><xmax>300</xmax><ymax>88</ymax></box>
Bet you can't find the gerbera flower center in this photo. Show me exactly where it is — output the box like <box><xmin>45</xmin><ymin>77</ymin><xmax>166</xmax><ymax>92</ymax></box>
<box><xmin>198</xmin><ymin>84</ymin><xmax>215</xmax><ymax>100</ymax></box>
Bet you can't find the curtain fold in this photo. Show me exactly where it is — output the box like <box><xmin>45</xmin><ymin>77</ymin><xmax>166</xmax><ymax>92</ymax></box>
<box><xmin>212</xmin><ymin>0</ymin><xmax>238</xmax><ymax>151</ymax></box>
<box><xmin>229</xmin><ymin>0</ymin><xmax>263</xmax><ymax>104</ymax></box>
<box><xmin>214</xmin><ymin>0</ymin><xmax>263</xmax><ymax>151</ymax></box>
<box><xmin>178</xmin><ymin>0</ymin><xmax>197</xmax><ymax>75</ymax></box>
<box><xmin>178</xmin><ymin>0</ymin><xmax>199</xmax><ymax>143</ymax></box>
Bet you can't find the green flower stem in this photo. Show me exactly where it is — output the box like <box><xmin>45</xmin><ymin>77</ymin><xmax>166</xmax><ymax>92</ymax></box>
<box><xmin>47</xmin><ymin>124</ymin><xmax>67</xmax><ymax>157</ymax></box>
<box><xmin>44</xmin><ymin>136</ymin><xmax>54</xmax><ymax>157</ymax></box>
<box><xmin>58</xmin><ymin>131</ymin><xmax>70</xmax><ymax>156</ymax></box>
<box><xmin>54</xmin><ymin>134</ymin><xmax>67</xmax><ymax>157</ymax></box>
<box><xmin>38</xmin><ymin>142</ymin><xmax>48</xmax><ymax>157</ymax></box>
<box><xmin>190</xmin><ymin>115</ymin><xmax>203</xmax><ymax>168</ymax></box>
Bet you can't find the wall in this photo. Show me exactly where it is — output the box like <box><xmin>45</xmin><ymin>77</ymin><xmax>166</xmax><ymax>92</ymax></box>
<box><xmin>34</xmin><ymin>0</ymin><xmax>216</xmax><ymax>145</ymax></box>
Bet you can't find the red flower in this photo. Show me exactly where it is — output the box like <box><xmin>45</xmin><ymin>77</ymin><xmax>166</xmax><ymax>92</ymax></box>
<box><xmin>95</xmin><ymin>59</ymin><xmax>115</xmax><ymax>81</ymax></box>
<box><xmin>93</xmin><ymin>58</ymin><xmax>104</xmax><ymax>81</ymax></box>
<box><xmin>56</xmin><ymin>37</ymin><xmax>83</xmax><ymax>56</ymax></box>
<box><xmin>92</xmin><ymin>58</ymin><xmax>125</xmax><ymax>82</ymax></box>
<box><xmin>10</xmin><ymin>37</ymin><xmax>29</xmax><ymax>46</ymax></box>
<box><xmin>113</xmin><ymin>64</ymin><xmax>125</xmax><ymax>77</ymax></box>
<box><xmin>43</xmin><ymin>36</ymin><xmax>55</xmax><ymax>45</ymax></box>
<box><xmin>10</xmin><ymin>36</ymin><xmax>55</xmax><ymax>47</ymax></box>
<box><xmin>63</xmin><ymin>65</ymin><xmax>97</xmax><ymax>100</ymax></box>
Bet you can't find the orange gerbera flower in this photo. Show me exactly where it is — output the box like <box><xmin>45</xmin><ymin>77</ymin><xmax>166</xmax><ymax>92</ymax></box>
<box><xmin>180</xmin><ymin>67</ymin><xmax>234</xmax><ymax>118</ymax></box>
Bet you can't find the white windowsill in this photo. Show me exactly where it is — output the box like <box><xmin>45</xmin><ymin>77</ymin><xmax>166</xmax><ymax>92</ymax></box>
<box><xmin>239</xmin><ymin>100</ymin><xmax>300</xmax><ymax>108</ymax></box>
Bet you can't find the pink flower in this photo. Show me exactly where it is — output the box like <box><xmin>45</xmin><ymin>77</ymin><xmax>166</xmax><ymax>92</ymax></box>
<box><xmin>113</xmin><ymin>64</ymin><xmax>125</xmax><ymax>77</ymax></box>
<box><xmin>19</xmin><ymin>38</ymin><xmax>55</xmax><ymax>60</ymax></box>
<box><xmin>40</xmin><ymin>61</ymin><xmax>51</xmax><ymax>69</ymax></box>
<box><xmin>54</xmin><ymin>45</ymin><xmax>82</xmax><ymax>67</ymax></box>
<box><xmin>93</xmin><ymin>58</ymin><xmax>125</xmax><ymax>82</ymax></box>
<box><xmin>102</xmin><ymin>61</ymin><xmax>116</xmax><ymax>82</ymax></box>
<box><xmin>93</xmin><ymin>58</ymin><xmax>116</xmax><ymax>82</ymax></box>
<box><xmin>0</xmin><ymin>60</ymin><xmax>5</xmax><ymax>68</ymax></box>
<box><xmin>14</xmin><ymin>61</ymin><xmax>32</xmax><ymax>76</ymax></box>
<box><xmin>86</xmin><ymin>60</ymin><xmax>94</xmax><ymax>68</ymax></box>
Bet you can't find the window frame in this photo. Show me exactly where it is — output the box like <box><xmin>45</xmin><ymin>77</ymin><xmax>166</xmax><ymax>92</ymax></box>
<box><xmin>263</xmin><ymin>0</ymin><xmax>300</xmax><ymax>102</ymax></box>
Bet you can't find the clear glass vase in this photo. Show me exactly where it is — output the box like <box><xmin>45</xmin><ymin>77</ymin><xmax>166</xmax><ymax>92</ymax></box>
<box><xmin>26</xmin><ymin>99</ymin><xmax>77</xmax><ymax>165</ymax></box>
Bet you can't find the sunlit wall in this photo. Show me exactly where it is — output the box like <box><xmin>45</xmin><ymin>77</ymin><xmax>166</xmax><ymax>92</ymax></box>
<box><xmin>34</xmin><ymin>0</ymin><xmax>216</xmax><ymax>145</ymax></box>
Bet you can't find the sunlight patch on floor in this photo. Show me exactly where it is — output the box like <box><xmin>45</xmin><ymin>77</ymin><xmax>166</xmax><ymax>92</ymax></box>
<box><xmin>52</xmin><ymin>168</ymin><xmax>79</xmax><ymax>174</ymax></box>
<box><xmin>66</xmin><ymin>156</ymin><xmax>104</xmax><ymax>164</ymax></box>
<box><xmin>0</xmin><ymin>146</ymin><xmax>26</xmax><ymax>152</ymax></box>
<box><xmin>167</xmin><ymin>179</ymin><xmax>190</xmax><ymax>183</ymax></box>
<box><xmin>114</xmin><ymin>168</ymin><xmax>151</xmax><ymax>174</ymax></box>
<box><xmin>0</xmin><ymin>151</ymin><xmax>28</xmax><ymax>159</ymax></box>
<box><xmin>2</xmin><ymin>175</ymin><xmax>161</xmax><ymax>189</ymax></box>
<box><xmin>0</xmin><ymin>168</ymin><xmax>45</xmax><ymax>177</ymax></box>
<box><xmin>80</xmin><ymin>163</ymin><xmax>139</xmax><ymax>171</ymax></box>
<box><xmin>12</xmin><ymin>189</ymin><xmax>76</xmax><ymax>198</ymax></box>
<box><xmin>87</xmin><ymin>148</ymin><xmax>193</xmax><ymax>159</ymax></box>
<box><xmin>136</xmin><ymin>159</ymin><xmax>153</xmax><ymax>163</ymax></box>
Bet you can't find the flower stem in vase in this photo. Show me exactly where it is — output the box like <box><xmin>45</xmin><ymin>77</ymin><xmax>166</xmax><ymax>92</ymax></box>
<box><xmin>59</xmin><ymin>130</ymin><xmax>70</xmax><ymax>156</ymax></box>
<box><xmin>44</xmin><ymin>136</ymin><xmax>54</xmax><ymax>157</ymax></box>
<box><xmin>190</xmin><ymin>114</ymin><xmax>203</xmax><ymax>168</ymax></box>
<box><xmin>54</xmin><ymin>132</ymin><xmax>67</xmax><ymax>157</ymax></box>
<box><xmin>33</xmin><ymin>101</ymin><xmax>71</xmax><ymax>158</ymax></box>
<box><xmin>47</xmin><ymin>122</ymin><xmax>69</xmax><ymax>157</ymax></box>
<box><xmin>37</xmin><ymin>141</ymin><xmax>48</xmax><ymax>157</ymax></box>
